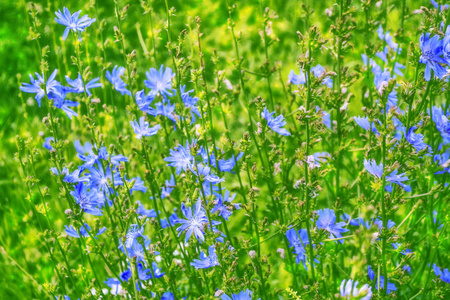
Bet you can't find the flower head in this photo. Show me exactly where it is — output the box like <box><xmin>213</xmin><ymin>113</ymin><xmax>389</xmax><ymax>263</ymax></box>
<box><xmin>419</xmin><ymin>33</ymin><xmax>447</xmax><ymax>81</ymax></box>
<box><xmin>176</xmin><ymin>198</ymin><xmax>208</xmax><ymax>244</ymax></box>
<box><xmin>261</xmin><ymin>107</ymin><xmax>291</xmax><ymax>136</ymax></box>
<box><xmin>148</xmin><ymin>99</ymin><xmax>177</xmax><ymax>122</ymax></box>
<box><xmin>65</xmin><ymin>73</ymin><xmax>102</xmax><ymax>96</ymax></box>
<box><xmin>130</xmin><ymin>116</ymin><xmax>161</xmax><ymax>139</ymax></box>
<box><xmin>433</xmin><ymin>264</ymin><xmax>450</xmax><ymax>283</ymax></box>
<box><xmin>311</xmin><ymin>64</ymin><xmax>333</xmax><ymax>88</ymax></box>
<box><xmin>164</xmin><ymin>141</ymin><xmax>195</xmax><ymax>175</ymax></box>
<box><xmin>288</xmin><ymin>68</ymin><xmax>306</xmax><ymax>85</ymax></box>
<box><xmin>218</xmin><ymin>152</ymin><xmax>244</xmax><ymax>173</ymax></box>
<box><xmin>144</xmin><ymin>65</ymin><xmax>175</xmax><ymax>97</ymax></box>
<box><xmin>106</xmin><ymin>66</ymin><xmax>131</xmax><ymax>96</ymax></box>
<box><xmin>180</xmin><ymin>85</ymin><xmax>202</xmax><ymax>124</ymax></box>
<box><xmin>65</xmin><ymin>223</ymin><xmax>106</xmax><ymax>238</ymax></box>
<box><xmin>363</xmin><ymin>159</ymin><xmax>383</xmax><ymax>179</ymax></box>
<box><xmin>43</xmin><ymin>137</ymin><xmax>55</xmax><ymax>151</ymax></box>
<box><xmin>316</xmin><ymin>209</ymin><xmax>349</xmax><ymax>244</ymax></box>
<box><xmin>70</xmin><ymin>183</ymin><xmax>105</xmax><ymax>216</ymax></box>
<box><xmin>339</xmin><ymin>279</ymin><xmax>372</xmax><ymax>300</ymax></box>
<box><xmin>211</xmin><ymin>189</ymin><xmax>239</xmax><ymax>220</ymax></box>
<box><xmin>221</xmin><ymin>289</ymin><xmax>260</xmax><ymax>300</ymax></box>
<box><xmin>368</xmin><ymin>265</ymin><xmax>397</xmax><ymax>293</ymax></box>
<box><xmin>191</xmin><ymin>245</ymin><xmax>220</xmax><ymax>269</ymax></box>
<box><xmin>286</xmin><ymin>228</ymin><xmax>318</xmax><ymax>270</ymax></box>
<box><xmin>19</xmin><ymin>73</ymin><xmax>45</xmax><ymax>107</ymax></box>
<box><xmin>135</xmin><ymin>90</ymin><xmax>155</xmax><ymax>113</ymax></box>
<box><xmin>54</xmin><ymin>7</ymin><xmax>96</xmax><ymax>41</ymax></box>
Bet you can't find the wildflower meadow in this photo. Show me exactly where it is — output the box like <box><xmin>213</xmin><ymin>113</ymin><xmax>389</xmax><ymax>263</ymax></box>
<box><xmin>2</xmin><ymin>0</ymin><xmax>450</xmax><ymax>299</ymax></box>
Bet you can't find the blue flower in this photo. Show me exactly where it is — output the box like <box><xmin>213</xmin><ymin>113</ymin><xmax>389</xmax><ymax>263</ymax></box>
<box><xmin>316</xmin><ymin>209</ymin><xmax>349</xmax><ymax>244</ymax></box>
<box><xmin>406</xmin><ymin>127</ymin><xmax>428</xmax><ymax>152</ymax></box>
<box><xmin>65</xmin><ymin>74</ymin><xmax>102</xmax><ymax>96</ymax></box>
<box><xmin>161</xmin><ymin>292</ymin><xmax>175</xmax><ymax>300</ymax></box>
<box><xmin>45</xmin><ymin>69</ymin><xmax>62</xmax><ymax>96</ymax></box>
<box><xmin>148</xmin><ymin>99</ymin><xmax>177</xmax><ymax>122</ymax></box>
<box><xmin>431</xmin><ymin>0</ymin><xmax>449</xmax><ymax>11</ymax></box>
<box><xmin>354</xmin><ymin>116</ymin><xmax>371</xmax><ymax>131</ymax></box>
<box><xmin>124</xmin><ymin>224</ymin><xmax>146</xmax><ymax>249</ymax></box>
<box><xmin>403</xmin><ymin>265</ymin><xmax>412</xmax><ymax>274</ymax></box>
<box><xmin>286</xmin><ymin>228</ymin><xmax>317</xmax><ymax>270</ymax></box>
<box><xmin>135</xmin><ymin>90</ymin><xmax>155</xmax><ymax>113</ymax></box>
<box><xmin>43</xmin><ymin>137</ymin><xmax>55</xmax><ymax>150</ymax></box>
<box><xmin>261</xmin><ymin>107</ymin><xmax>291</xmax><ymax>136</ymax></box>
<box><xmin>106</xmin><ymin>66</ymin><xmax>131</xmax><ymax>96</ymax></box>
<box><xmin>191</xmin><ymin>245</ymin><xmax>220</xmax><ymax>269</ymax></box>
<box><xmin>127</xmin><ymin>176</ymin><xmax>147</xmax><ymax>194</ymax></box>
<box><xmin>176</xmin><ymin>198</ymin><xmax>208</xmax><ymax>244</ymax></box>
<box><xmin>135</xmin><ymin>201</ymin><xmax>157</xmax><ymax>218</ymax></box>
<box><xmin>368</xmin><ymin>265</ymin><xmax>397</xmax><ymax>294</ymax></box>
<box><xmin>391</xmin><ymin>242</ymin><xmax>413</xmax><ymax>256</ymax></box>
<box><xmin>288</xmin><ymin>68</ymin><xmax>306</xmax><ymax>85</ymax></box>
<box><xmin>323</xmin><ymin>110</ymin><xmax>331</xmax><ymax>128</ymax></box>
<box><xmin>433</xmin><ymin>264</ymin><xmax>450</xmax><ymax>283</ymax></box>
<box><xmin>144</xmin><ymin>65</ymin><xmax>175</xmax><ymax>97</ymax></box>
<box><xmin>386</xmin><ymin>169</ymin><xmax>409</xmax><ymax>186</ymax></box>
<box><xmin>50</xmin><ymin>167</ymin><xmax>88</xmax><ymax>184</ymax></box>
<box><xmin>312</xmin><ymin>152</ymin><xmax>330</xmax><ymax>167</ymax></box>
<box><xmin>316</xmin><ymin>106</ymin><xmax>331</xmax><ymax>128</ymax></box>
<box><xmin>161</xmin><ymin>210</ymin><xmax>179</xmax><ymax>229</ymax></box>
<box><xmin>377</xmin><ymin>25</ymin><xmax>399</xmax><ymax>52</ymax></box>
<box><xmin>87</xmin><ymin>163</ymin><xmax>123</xmax><ymax>194</ymax></box>
<box><xmin>364</xmin><ymin>159</ymin><xmax>408</xmax><ymax>186</ymax></box>
<box><xmin>431</xmin><ymin>106</ymin><xmax>450</xmax><ymax>143</ymax></box>
<box><xmin>52</xmin><ymin>95</ymin><xmax>79</xmax><ymax>119</ymax></box>
<box><xmin>419</xmin><ymin>33</ymin><xmax>447</xmax><ymax>81</ymax></box>
<box><xmin>433</xmin><ymin>210</ymin><xmax>444</xmax><ymax>229</ymax></box>
<box><xmin>130</xmin><ymin>116</ymin><xmax>161</xmax><ymax>139</ymax></box>
<box><xmin>180</xmin><ymin>85</ymin><xmax>202</xmax><ymax>123</ymax></box>
<box><xmin>19</xmin><ymin>72</ymin><xmax>45</xmax><ymax>107</ymax></box>
<box><xmin>110</xmin><ymin>152</ymin><xmax>129</xmax><ymax>166</ymax></box>
<box><xmin>373</xmin><ymin>218</ymin><xmax>396</xmax><ymax>230</ymax></box>
<box><xmin>393</xmin><ymin>62</ymin><xmax>406</xmax><ymax>77</ymax></box>
<box><xmin>363</xmin><ymin>159</ymin><xmax>383</xmax><ymax>179</ymax></box>
<box><xmin>119</xmin><ymin>224</ymin><xmax>151</xmax><ymax>264</ymax></box>
<box><xmin>372</xmin><ymin>64</ymin><xmax>388</xmax><ymax>88</ymax></box>
<box><xmin>376</xmin><ymin>47</ymin><xmax>389</xmax><ymax>65</ymax></box>
<box><xmin>211</xmin><ymin>190</ymin><xmax>240</xmax><ymax>220</ymax></box>
<box><xmin>65</xmin><ymin>223</ymin><xmax>106</xmax><ymax>238</ymax></box>
<box><xmin>311</xmin><ymin>65</ymin><xmax>333</xmax><ymax>88</ymax></box>
<box><xmin>161</xmin><ymin>174</ymin><xmax>175</xmax><ymax>199</ymax></box>
<box><xmin>221</xmin><ymin>289</ymin><xmax>260</xmax><ymax>300</ymax></box>
<box><xmin>435</xmin><ymin>150</ymin><xmax>450</xmax><ymax>174</ymax></box>
<box><xmin>46</xmin><ymin>79</ymin><xmax>80</xmax><ymax>119</ymax></box>
<box><xmin>194</xmin><ymin>163</ymin><xmax>224</xmax><ymax>184</ymax></box>
<box><xmin>164</xmin><ymin>141</ymin><xmax>195</xmax><ymax>175</ymax></box>
<box><xmin>443</xmin><ymin>25</ymin><xmax>450</xmax><ymax>63</ymax></box>
<box><xmin>70</xmin><ymin>183</ymin><xmax>105</xmax><ymax>216</ymax></box>
<box><xmin>104</xmin><ymin>277</ymin><xmax>122</xmax><ymax>295</ymax></box>
<box><xmin>218</xmin><ymin>152</ymin><xmax>244</xmax><ymax>173</ymax></box>
<box><xmin>74</xmin><ymin>142</ymin><xmax>108</xmax><ymax>170</ymax></box>
<box><xmin>362</xmin><ymin>54</ymin><xmax>375</xmax><ymax>68</ymax></box>
<box><xmin>54</xmin><ymin>7</ymin><xmax>96</xmax><ymax>41</ymax></box>
<box><xmin>107</xmin><ymin>262</ymin><xmax>163</xmax><ymax>294</ymax></box>
<box><xmin>340</xmin><ymin>279</ymin><xmax>373</xmax><ymax>300</ymax></box>
<box><xmin>341</xmin><ymin>213</ymin><xmax>365</xmax><ymax>227</ymax></box>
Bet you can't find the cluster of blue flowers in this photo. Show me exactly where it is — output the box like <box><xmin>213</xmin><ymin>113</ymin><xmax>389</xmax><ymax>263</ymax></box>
<box><xmin>17</xmin><ymin>2</ymin><xmax>450</xmax><ymax>299</ymax></box>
